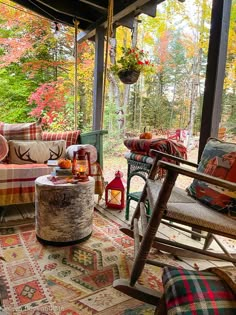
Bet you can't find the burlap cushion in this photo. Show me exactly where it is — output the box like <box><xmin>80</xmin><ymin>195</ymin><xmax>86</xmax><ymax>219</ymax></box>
<box><xmin>0</xmin><ymin>134</ymin><xmax>8</xmax><ymax>162</ymax></box>
<box><xmin>162</xmin><ymin>266</ymin><xmax>236</xmax><ymax>314</ymax></box>
<box><xmin>187</xmin><ymin>138</ymin><xmax>236</xmax><ymax>216</ymax></box>
<box><xmin>8</xmin><ymin>140</ymin><xmax>66</xmax><ymax>164</ymax></box>
<box><xmin>42</xmin><ymin>130</ymin><xmax>80</xmax><ymax>148</ymax></box>
<box><xmin>0</xmin><ymin>121</ymin><xmax>42</xmax><ymax>140</ymax></box>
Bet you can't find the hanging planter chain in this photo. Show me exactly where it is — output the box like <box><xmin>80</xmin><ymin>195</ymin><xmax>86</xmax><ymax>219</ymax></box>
<box><xmin>101</xmin><ymin>0</ymin><xmax>114</xmax><ymax>129</ymax></box>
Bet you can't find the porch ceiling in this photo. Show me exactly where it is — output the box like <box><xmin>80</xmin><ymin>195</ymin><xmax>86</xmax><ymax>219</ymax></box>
<box><xmin>12</xmin><ymin>0</ymin><xmax>163</xmax><ymax>42</ymax></box>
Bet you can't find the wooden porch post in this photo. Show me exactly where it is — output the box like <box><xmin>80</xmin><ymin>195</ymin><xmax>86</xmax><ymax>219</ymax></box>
<box><xmin>93</xmin><ymin>27</ymin><xmax>105</xmax><ymax>131</ymax></box>
<box><xmin>198</xmin><ymin>0</ymin><xmax>232</xmax><ymax>161</ymax></box>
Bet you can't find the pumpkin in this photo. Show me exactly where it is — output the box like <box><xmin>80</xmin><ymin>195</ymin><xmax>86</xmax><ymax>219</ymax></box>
<box><xmin>139</xmin><ymin>127</ymin><xmax>152</xmax><ymax>139</ymax></box>
<box><xmin>58</xmin><ymin>158</ymin><xmax>72</xmax><ymax>169</ymax></box>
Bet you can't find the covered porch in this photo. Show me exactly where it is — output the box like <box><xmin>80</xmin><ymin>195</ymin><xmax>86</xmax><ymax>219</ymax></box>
<box><xmin>0</xmin><ymin>0</ymin><xmax>235</xmax><ymax>314</ymax></box>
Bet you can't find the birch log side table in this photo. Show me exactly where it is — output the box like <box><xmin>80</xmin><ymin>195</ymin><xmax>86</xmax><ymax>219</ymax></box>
<box><xmin>35</xmin><ymin>175</ymin><xmax>95</xmax><ymax>245</ymax></box>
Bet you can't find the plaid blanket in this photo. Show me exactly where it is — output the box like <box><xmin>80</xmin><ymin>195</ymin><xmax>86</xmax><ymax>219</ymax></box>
<box><xmin>124</xmin><ymin>138</ymin><xmax>187</xmax><ymax>179</ymax></box>
<box><xmin>124</xmin><ymin>138</ymin><xmax>187</xmax><ymax>159</ymax></box>
<box><xmin>0</xmin><ymin>162</ymin><xmax>104</xmax><ymax>206</ymax></box>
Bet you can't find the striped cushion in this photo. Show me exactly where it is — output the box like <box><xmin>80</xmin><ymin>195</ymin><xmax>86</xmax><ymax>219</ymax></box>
<box><xmin>162</xmin><ymin>266</ymin><xmax>236</xmax><ymax>314</ymax></box>
<box><xmin>0</xmin><ymin>121</ymin><xmax>42</xmax><ymax>140</ymax></box>
<box><xmin>0</xmin><ymin>134</ymin><xmax>8</xmax><ymax>162</ymax></box>
<box><xmin>42</xmin><ymin>130</ymin><xmax>80</xmax><ymax>148</ymax></box>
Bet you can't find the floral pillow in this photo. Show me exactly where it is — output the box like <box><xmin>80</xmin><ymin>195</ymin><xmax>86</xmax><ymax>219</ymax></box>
<box><xmin>187</xmin><ymin>138</ymin><xmax>236</xmax><ymax>216</ymax></box>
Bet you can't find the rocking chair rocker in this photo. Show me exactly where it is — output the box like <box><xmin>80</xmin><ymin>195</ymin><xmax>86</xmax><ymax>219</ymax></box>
<box><xmin>113</xmin><ymin>138</ymin><xmax>236</xmax><ymax>305</ymax></box>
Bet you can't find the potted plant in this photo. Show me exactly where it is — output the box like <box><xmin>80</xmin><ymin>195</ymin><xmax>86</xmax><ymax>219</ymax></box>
<box><xmin>111</xmin><ymin>47</ymin><xmax>153</xmax><ymax>84</ymax></box>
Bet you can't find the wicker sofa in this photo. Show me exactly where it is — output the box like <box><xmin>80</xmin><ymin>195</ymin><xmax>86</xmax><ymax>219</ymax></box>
<box><xmin>0</xmin><ymin>121</ymin><xmax>107</xmax><ymax>207</ymax></box>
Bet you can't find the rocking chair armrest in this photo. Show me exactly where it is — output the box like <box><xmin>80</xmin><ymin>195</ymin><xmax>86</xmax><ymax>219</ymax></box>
<box><xmin>151</xmin><ymin>149</ymin><xmax>198</xmax><ymax>168</ymax></box>
<box><xmin>158</xmin><ymin>160</ymin><xmax>236</xmax><ymax>191</ymax></box>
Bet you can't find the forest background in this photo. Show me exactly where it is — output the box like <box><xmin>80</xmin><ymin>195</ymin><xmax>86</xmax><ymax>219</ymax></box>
<box><xmin>0</xmin><ymin>0</ymin><xmax>235</xmax><ymax>155</ymax></box>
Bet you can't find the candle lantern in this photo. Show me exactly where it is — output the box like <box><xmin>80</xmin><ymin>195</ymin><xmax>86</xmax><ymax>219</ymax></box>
<box><xmin>72</xmin><ymin>147</ymin><xmax>91</xmax><ymax>182</ymax></box>
<box><xmin>105</xmin><ymin>171</ymin><xmax>125</xmax><ymax>210</ymax></box>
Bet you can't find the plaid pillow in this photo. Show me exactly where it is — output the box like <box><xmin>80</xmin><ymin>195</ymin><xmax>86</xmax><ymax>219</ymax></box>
<box><xmin>0</xmin><ymin>121</ymin><xmax>42</xmax><ymax>140</ymax></box>
<box><xmin>187</xmin><ymin>138</ymin><xmax>236</xmax><ymax>216</ymax></box>
<box><xmin>162</xmin><ymin>266</ymin><xmax>236</xmax><ymax>315</ymax></box>
<box><xmin>0</xmin><ymin>134</ymin><xmax>8</xmax><ymax>162</ymax></box>
<box><xmin>42</xmin><ymin>130</ymin><xmax>80</xmax><ymax>148</ymax></box>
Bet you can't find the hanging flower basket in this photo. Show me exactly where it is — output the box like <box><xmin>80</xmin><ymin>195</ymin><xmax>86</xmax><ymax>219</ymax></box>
<box><xmin>118</xmin><ymin>69</ymin><xmax>140</xmax><ymax>84</ymax></box>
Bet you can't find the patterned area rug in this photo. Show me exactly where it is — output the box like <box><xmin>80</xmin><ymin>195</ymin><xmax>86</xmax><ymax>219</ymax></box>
<box><xmin>0</xmin><ymin>210</ymin><xmax>180</xmax><ymax>315</ymax></box>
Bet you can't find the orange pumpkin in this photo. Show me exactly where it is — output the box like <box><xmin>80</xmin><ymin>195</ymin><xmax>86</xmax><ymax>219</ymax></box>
<box><xmin>139</xmin><ymin>127</ymin><xmax>152</xmax><ymax>139</ymax></box>
<box><xmin>58</xmin><ymin>158</ymin><xmax>72</xmax><ymax>169</ymax></box>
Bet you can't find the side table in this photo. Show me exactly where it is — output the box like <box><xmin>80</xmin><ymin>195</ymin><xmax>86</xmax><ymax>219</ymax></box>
<box><xmin>35</xmin><ymin>175</ymin><xmax>95</xmax><ymax>245</ymax></box>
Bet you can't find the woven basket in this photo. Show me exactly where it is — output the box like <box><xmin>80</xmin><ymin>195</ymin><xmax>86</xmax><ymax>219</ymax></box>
<box><xmin>118</xmin><ymin>70</ymin><xmax>140</xmax><ymax>84</ymax></box>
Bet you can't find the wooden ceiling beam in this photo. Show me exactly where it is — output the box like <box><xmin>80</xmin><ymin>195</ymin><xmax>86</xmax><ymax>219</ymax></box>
<box><xmin>115</xmin><ymin>13</ymin><xmax>135</xmax><ymax>29</ymax></box>
<box><xmin>77</xmin><ymin>0</ymin><xmax>164</xmax><ymax>43</ymax></box>
<box><xmin>80</xmin><ymin>0</ymin><xmax>107</xmax><ymax>12</ymax></box>
<box><xmin>138</xmin><ymin>0</ymin><xmax>161</xmax><ymax>17</ymax></box>
<box><xmin>35</xmin><ymin>0</ymin><xmax>98</xmax><ymax>23</ymax></box>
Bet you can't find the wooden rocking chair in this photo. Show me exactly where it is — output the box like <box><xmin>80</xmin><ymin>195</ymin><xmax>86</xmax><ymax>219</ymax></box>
<box><xmin>113</xmin><ymin>144</ymin><xmax>236</xmax><ymax>305</ymax></box>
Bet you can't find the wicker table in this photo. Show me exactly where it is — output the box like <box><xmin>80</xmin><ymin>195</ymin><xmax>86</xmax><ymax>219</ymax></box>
<box><xmin>35</xmin><ymin>175</ymin><xmax>95</xmax><ymax>245</ymax></box>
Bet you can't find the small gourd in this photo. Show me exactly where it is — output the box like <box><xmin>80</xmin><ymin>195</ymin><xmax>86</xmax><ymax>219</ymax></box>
<box><xmin>139</xmin><ymin>127</ymin><xmax>152</xmax><ymax>139</ymax></box>
<box><xmin>58</xmin><ymin>158</ymin><xmax>72</xmax><ymax>169</ymax></box>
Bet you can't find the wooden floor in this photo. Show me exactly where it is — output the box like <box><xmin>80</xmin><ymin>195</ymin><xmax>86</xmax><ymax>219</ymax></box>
<box><xmin>1</xmin><ymin>197</ymin><xmax>236</xmax><ymax>271</ymax></box>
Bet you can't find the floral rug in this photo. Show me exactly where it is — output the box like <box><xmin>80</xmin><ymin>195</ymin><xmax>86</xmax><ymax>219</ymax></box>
<box><xmin>0</xmin><ymin>210</ymin><xmax>179</xmax><ymax>315</ymax></box>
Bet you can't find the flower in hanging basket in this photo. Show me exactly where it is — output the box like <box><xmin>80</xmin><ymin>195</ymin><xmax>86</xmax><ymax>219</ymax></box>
<box><xmin>111</xmin><ymin>47</ymin><xmax>153</xmax><ymax>84</ymax></box>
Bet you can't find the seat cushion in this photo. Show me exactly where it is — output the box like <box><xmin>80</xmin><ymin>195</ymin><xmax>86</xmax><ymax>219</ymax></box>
<box><xmin>162</xmin><ymin>266</ymin><xmax>236</xmax><ymax>315</ymax></box>
<box><xmin>187</xmin><ymin>138</ymin><xmax>236</xmax><ymax>216</ymax></box>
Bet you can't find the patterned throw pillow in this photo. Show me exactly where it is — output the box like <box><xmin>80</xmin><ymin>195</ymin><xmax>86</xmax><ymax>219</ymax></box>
<box><xmin>0</xmin><ymin>134</ymin><xmax>8</xmax><ymax>162</ymax></box>
<box><xmin>187</xmin><ymin>138</ymin><xmax>236</xmax><ymax>216</ymax></box>
<box><xmin>66</xmin><ymin>144</ymin><xmax>97</xmax><ymax>164</ymax></box>
<box><xmin>0</xmin><ymin>121</ymin><xmax>42</xmax><ymax>140</ymax></box>
<box><xmin>42</xmin><ymin>130</ymin><xmax>80</xmax><ymax>148</ymax></box>
<box><xmin>8</xmin><ymin>140</ymin><xmax>66</xmax><ymax>164</ymax></box>
<box><xmin>162</xmin><ymin>266</ymin><xmax>236</xmax><ymax>315</ymax></box>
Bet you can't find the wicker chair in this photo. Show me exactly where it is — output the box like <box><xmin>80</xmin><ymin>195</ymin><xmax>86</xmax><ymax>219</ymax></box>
<box><xmin>113</xmin><ymin>144</ymin><xmax>236</xmax><ymax>305</ymax></box>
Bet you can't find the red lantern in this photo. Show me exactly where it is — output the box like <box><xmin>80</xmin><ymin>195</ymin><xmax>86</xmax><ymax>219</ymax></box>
<box><xmin>105</xmin><ymin>171</ymin><xmax>125</xmax><ymax>210</ymax></box>
<box><xmin>72</xmin><ymin>148</ymin><xmax>91</xmax><ymax>182</ymax></box>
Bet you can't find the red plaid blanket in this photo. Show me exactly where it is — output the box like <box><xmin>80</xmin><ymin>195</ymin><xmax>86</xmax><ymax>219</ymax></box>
<box><xmin>0</xmin><ymin>162</ymin><xmax>104</xmax><ymax>206</ymax></box>
<box><xmin>124</xmin><ymin>138</ymin><xmax>187</xmax><ymax>159</ymax></box>
<box><xmin>0</xmin><ymin>163</ymin><xmax>51</xmax><ymax>206</ymax></box>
